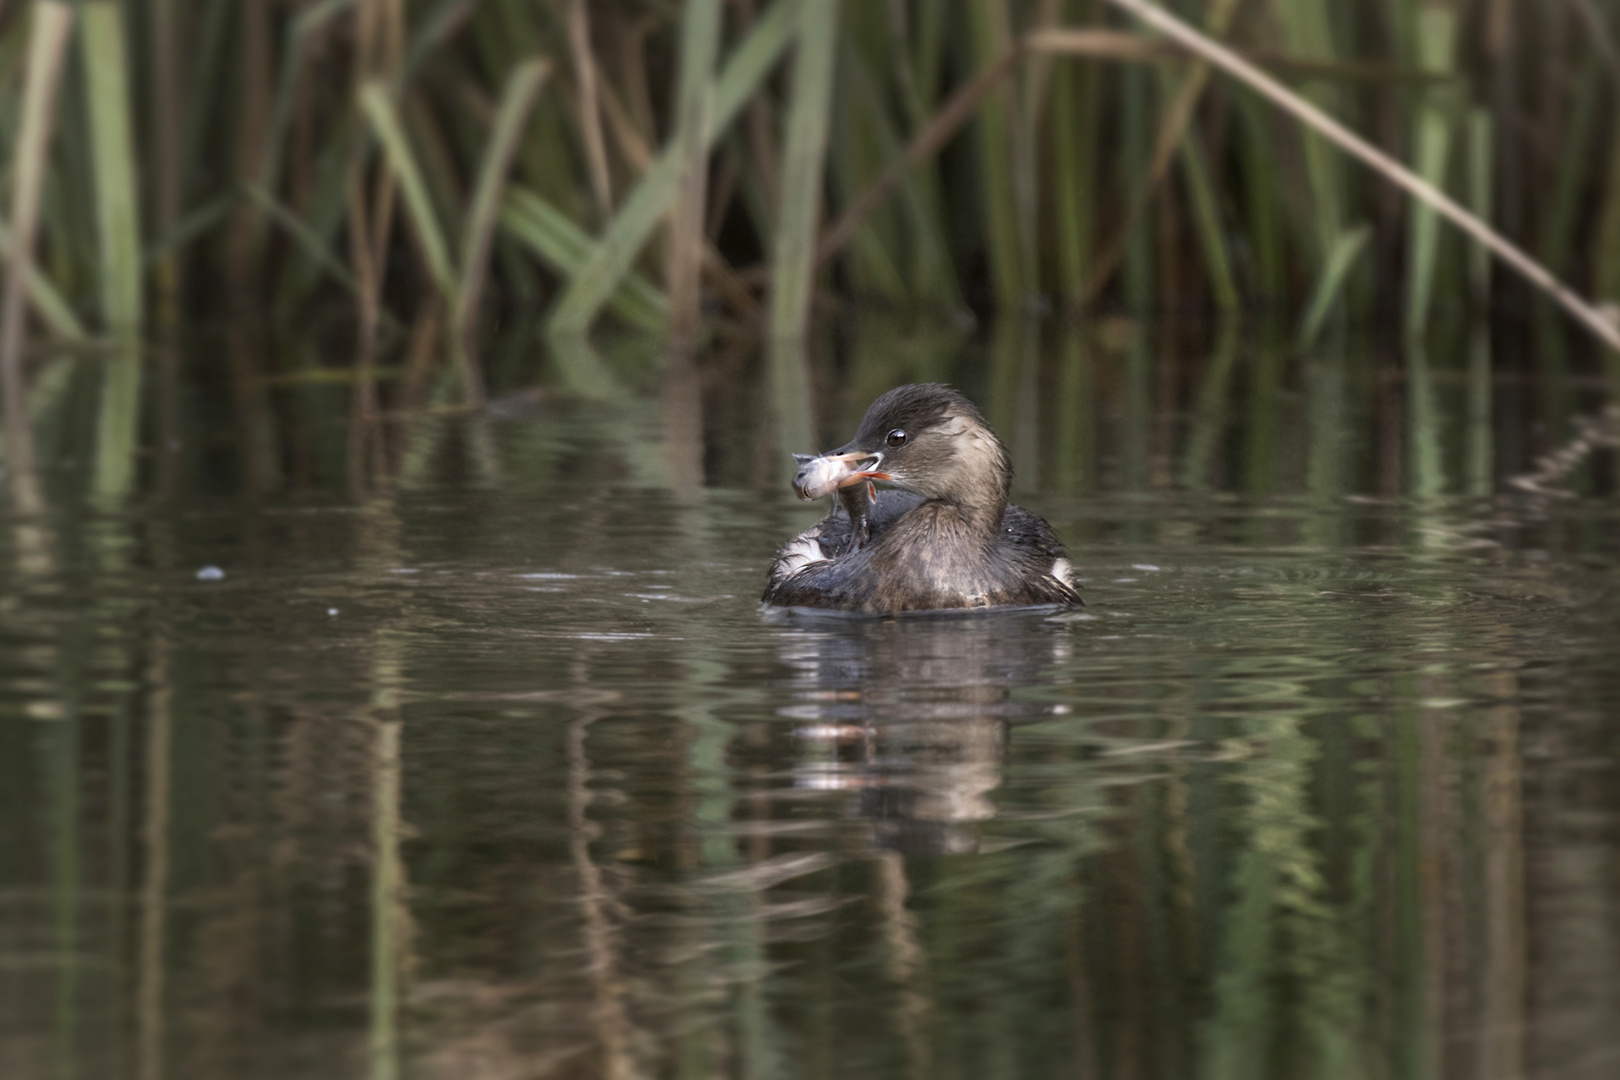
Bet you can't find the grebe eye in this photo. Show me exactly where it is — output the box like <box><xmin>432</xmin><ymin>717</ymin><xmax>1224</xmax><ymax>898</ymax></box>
<box><xmin>886</xmin><ymin>429</ymin><xmax>908</xmax><ymax>448</ymax></box>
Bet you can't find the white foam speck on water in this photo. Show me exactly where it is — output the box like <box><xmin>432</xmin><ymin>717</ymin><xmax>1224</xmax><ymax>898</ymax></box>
<box><xmin>196</xmin><ymin>566</ymin><xmax>224</xmax><ymax>581</ymax></box>
<box><xmin>1131</xmin><ymin>564</ymin><xmax>1161</xmax><ymax>572</ymax></box>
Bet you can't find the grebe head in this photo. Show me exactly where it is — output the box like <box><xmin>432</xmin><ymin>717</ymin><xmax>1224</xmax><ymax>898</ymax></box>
<box><xmin>792</xmin><ymin>384</ymin><xmax>1011</xmax><ymax>513</ymax></box>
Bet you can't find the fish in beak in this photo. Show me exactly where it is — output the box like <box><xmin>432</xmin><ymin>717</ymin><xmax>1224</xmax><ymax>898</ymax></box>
<box><xmin>791</xmin><ymin>451</ymin><xmax>889</xmax><ymax>501</ymax></box>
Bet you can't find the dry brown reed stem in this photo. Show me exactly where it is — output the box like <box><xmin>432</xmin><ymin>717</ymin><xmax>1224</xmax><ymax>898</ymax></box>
<box><xmin>1</xmin><ymin>2</ymin><xmax>75</xmax><ymax>517</ymax></box>
<box><xmin>569</xmin><ymin>0</ymin><xmax>614</xmax><ymax>219</ymax></box>
<box><xmin>816</xmin><ymin>43</ymin><xmax>1024</xmax><ymax>269</ymax></box>
<box><xmin>1102</xmin><ymin>0</ymin><xmax>1620</xmax><ymax>354</ymax></box>
<box><xmin>1564</xmin><ymin>0</ymin><xmax>1620</xmax><ymax>81</ymax></box>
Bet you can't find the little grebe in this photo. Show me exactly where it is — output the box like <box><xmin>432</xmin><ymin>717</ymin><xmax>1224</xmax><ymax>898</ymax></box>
<box><xmin>762</xmin><ymin>384</ymin><xmax>1081</xmax><ymax>614</ymax></box>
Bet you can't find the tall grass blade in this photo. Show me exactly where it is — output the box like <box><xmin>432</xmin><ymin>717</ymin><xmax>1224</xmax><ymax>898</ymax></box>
<box><xmin>968</xmin><ymin>0</ymin><xmax>1028</xmax><ymax>308</ymax></box>
<box><xmin>83</xmin><ymin>1</ymin><xmax>147</xmax><ymax>502</ymax></box>
<box><xmin>1100</xmin><ymin>0</ymin><xmax>1620</xmax><ymax>355</ymax></box>
<box><xmin>150</xmin><ymin>0</ymin><xmax>183</xmax><ymax>325</ymax></box>
<box><xmin>1467</xmin><ymin>110</ymin><xmax>1493</xmax><ymax>304</ymax></box>
<box><xmin>1</xmin><ymin>1</ymin><xmax>75</xmax><ymax>516</ymax></box>
<box><xmin>1466</xmin><ymin>110</ymin><xmax>1494</xmax><ymax>496</ymax></box>
<box><xmin>1058</xmin><ymin>0</ymin><xmax>1239</xmax><ymax>304</ymax></box>
<box><xmin>1049</xmin><ymin>0</ymin><xmax>1101</xmax><ymax>309</ymax></box>
<box><xmin>665</xmin><ymin>0</ymin><xmax>725</xmax><ymax>351</ymax></box>
<box><xmin>1403</xmin><ymin>6</ymin><xmax>1457</xmax><ymax>341</ymax></box>
<box><xmin>548</xmin><ymin>0</ymin><xmax>799</xmax><ymax>339</ymax></box>
<box><xmin>1265</xmin><ymin>0</ymin><xmax>1344</xmax><ymax>261</ymax></box>
<box><xmin>81</xmin><ymin>1</ymin><xmax>144</xmax><ymax>334</ymax></box>
<box><xmin>1178</xmin><ymin>133</ymin><xmax>1239</xmax><ymax>314</ymax></box>
<box><xmin>816</xmin><ymin>43</ymin><xmax>1021</xmax><ymax>269</ymax></box>
<box><xmin>1541</xmin><ymin>54</ymin><xmax>1600</xmax><ymax>280</ymax></box>
<box><xmin>455</xmin><ymin>58</ymin><xmax>551</xmax><ymax>404</ymax></box>
<box><xmin>358</xmin><ymin>81</ymin><xmax>457</xmax><ymax>296</ymax></box>
<box><xmin>500</xmin><ymin>187</ymin><xmax>667</xmax><ymax>333</ymax></box>
<box><xmin>770</xmin><ymin>0</ymin><xmax>841</xmax><ymax>341</ymax></box>
<box><xmin>1298</xmin><ymin>225</ymin><xmax>1369</xmax><ymax>351</ymax></box>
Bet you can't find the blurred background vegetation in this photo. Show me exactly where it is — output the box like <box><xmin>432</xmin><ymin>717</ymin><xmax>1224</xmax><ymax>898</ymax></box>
<box><xmin>3</xmin><ymin>0</ymin><xmax>1620</xmax><ymax>499</ymax></box>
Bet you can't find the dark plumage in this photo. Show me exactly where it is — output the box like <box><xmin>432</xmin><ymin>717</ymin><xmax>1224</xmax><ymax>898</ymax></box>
<box><xmin>763</xmin><ymin>384</ymin><xmax>1082</xmax><ymax>614</ymax></box>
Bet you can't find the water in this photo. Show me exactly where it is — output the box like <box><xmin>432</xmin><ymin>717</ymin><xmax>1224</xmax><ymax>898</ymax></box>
<box><xmin>3</xmin><ymin>332</ymin><xmax>1620</xmax><ymax>1079</ymax></box>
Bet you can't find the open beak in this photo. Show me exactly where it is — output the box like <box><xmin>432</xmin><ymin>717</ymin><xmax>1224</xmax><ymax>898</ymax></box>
<box><xmin>792</xmin><ymin>450</ymin><xmax>890</xmax><ymax>501</ymax></box>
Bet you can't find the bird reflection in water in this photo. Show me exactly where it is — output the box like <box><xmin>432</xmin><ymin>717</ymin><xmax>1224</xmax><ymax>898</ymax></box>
<box><xmin>772</xmin><ymin>610</ymin><xmax>1076</xmax><ymax>855</ymax></box>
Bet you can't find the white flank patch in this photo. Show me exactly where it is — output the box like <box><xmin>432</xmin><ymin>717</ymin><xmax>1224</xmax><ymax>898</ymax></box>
<box><xmin>1051</xmin><ymin>557</ymin><xmax>1073</xmax><ymax>586</ymax></box>
<box><xmin>777</xmin><ymin>535</ymin><xmax>829</xmax><ymax>578</ymax></box>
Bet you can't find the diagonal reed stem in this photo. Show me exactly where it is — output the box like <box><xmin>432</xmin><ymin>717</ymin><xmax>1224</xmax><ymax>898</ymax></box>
<box><xmin>455</xmin><ymin>58</ymin><xmax>550</xmax><ymax>405</ymax></box>
<box><xmin>1101</xmin><ymin>0</ymin><xmax>1620</xmax><ymax>354</ymax></box>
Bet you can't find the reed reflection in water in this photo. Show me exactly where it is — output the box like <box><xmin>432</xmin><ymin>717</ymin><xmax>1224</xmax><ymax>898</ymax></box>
<box><xmin>1</xmin><ymin>321</ymin><xmax>1619</xmax><ymax>1079</ymax></box>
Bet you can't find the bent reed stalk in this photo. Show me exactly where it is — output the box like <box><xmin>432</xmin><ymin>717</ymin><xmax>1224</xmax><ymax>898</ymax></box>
<box><xmin>1095</xmin><ymin>0</ymin><xmax>1620</xmax><ymax>354</ymax></box>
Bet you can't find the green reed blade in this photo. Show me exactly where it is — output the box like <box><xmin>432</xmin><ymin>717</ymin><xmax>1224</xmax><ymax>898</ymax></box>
<box><xmin>0</xmin><ymin>216</ymin><xmax>86</xmax><ymax>340</ymax></box>
<box><xmin>178</xmin><ymin>0</ymin><xmax>232</xmax><ymax>212</ymax></box>
<box><xmin>1049</xmin><ymin>3</ymin><xmax>1100</xmax><ymax>308</ymax></box>
<box><xmin>500</xmin><ymin>187</ymin><xmax>667</xmax><ymax>333</ymax></box>
<box><xmin>664</xmin><ymin>0</ymin><xmax>724</xmax><ymax>349</ymax></box>
<box><xmin>1298</xmin><ymin>225</ymin><xmax>1369</xmax><ymax>351</ymax></box>
<box><xmin>455</xmin><ymin>57</ymin><xmax>550</xmax><ymax>400</ymax></box>
<box><xmin>968</xmin><ymin>0</ymin><xmax>1028</xmax><ymax>308</ymax></box>
<box><xmin>358</xmin><ymin>81</ymin><xmax>457</xmax><ymax>296</ymax></box>
<box><xmin>1237</xmin><ymin>97</ymin><xmax>1286</xmax><ymax>303</ymax></box>
<box><xmin>1466</xmin><ymin>110</ymin><xmax>1492</xmax><ymax>304</ymax></box>
<box><xmin>1465</xmin><ymin>107</ymin><xmax>1494</xmax><ymax>493</ymax></box>
<box><xmin>1596</xmin><ymin>127</ymin><xmax>1620</xmax><ymax>309</ymax></box>
<box><xmin>1121</xmin><ymin>61</ymin><xmax>1153</xmax><ymax>312</ymax></box>
<box><xmin>548</xmin><ymin>0</ymin><xmax>798</xmax><ymax>339</ymax></box>
<box><xmin>82</xmin><ymin>1</ymin><xmax>146</xmax><ymax>503</ymax></box>
<box><xmin>1403</xmin><ymin>5</ymin><xmax>1456</xmax><ymax>341</ymax></box>
<box><xmin>1265</xmin><ymin>0</ymin><xmax>1345</xmax><ymax>261</ymax></box>
<box><xmin>81</xmin><ymin>2</ymin><xmax>144</xmax><ymax>335</ymax></box>
<box><xmin>1542</xmin><ymin>53</ymin><xmax>1601</xmax><ymax>280</ymax></box>
<box><xmin>1178</xmin><ymin>132</ymin><xmax>1238</xmax><ymax>314</ymax></box>
<box><xmin>771</xmin><ymin>0</ymin><xmax>841</xmax><ymax>340</ymax></box>
<box><xmin>842</xmin><ymin>29</ymin><xmax>958</xmax><ymax>308</ymax></box>
<box><xmin>832</xmin><ymin>28</ymin><xmax>912</xmax><ymax>304</ymax></box>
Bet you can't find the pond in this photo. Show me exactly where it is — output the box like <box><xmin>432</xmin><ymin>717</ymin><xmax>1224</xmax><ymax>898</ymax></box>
<box><xmin>2</xmin><ymin>320</ymin><xmax>1619</xmax><ymax>1079</ymax></box>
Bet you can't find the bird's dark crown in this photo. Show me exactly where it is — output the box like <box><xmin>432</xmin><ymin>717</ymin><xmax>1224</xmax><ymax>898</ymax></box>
<box><xmin>837</xmin><ymin>384</ymin><xmax>1011</xmax><ymax>511</ymax></box>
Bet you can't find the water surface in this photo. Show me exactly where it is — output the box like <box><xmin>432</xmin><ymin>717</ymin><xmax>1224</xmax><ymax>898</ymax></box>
<box><xmin>3</xmin><ymin>331</ymin><xmax>1620</xmax><ymax>1079</ymax></box>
